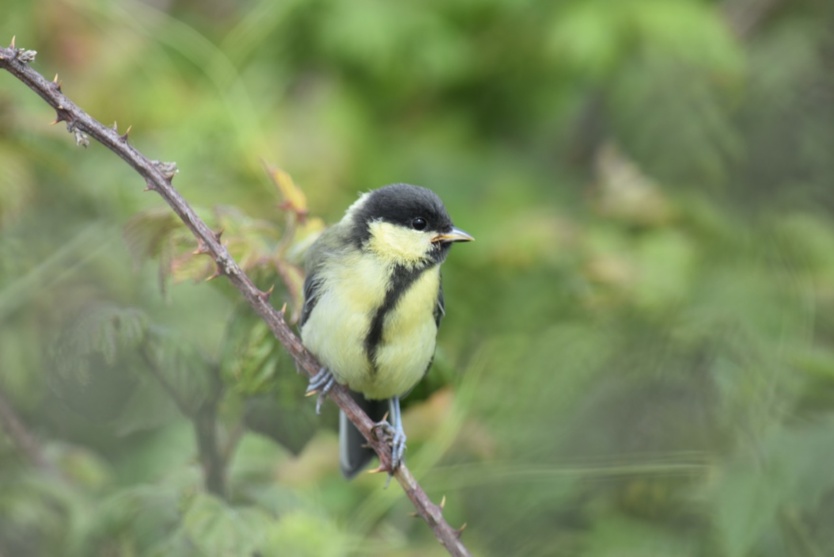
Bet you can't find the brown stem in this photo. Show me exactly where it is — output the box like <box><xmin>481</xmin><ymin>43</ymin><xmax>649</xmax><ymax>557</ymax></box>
<box><xmin>194</xmin><ymin>366</ymin><xmax>226</xmax><ymax>498</ymax></box>
<box><xmin>0</xmin><ymin>44</ymin><xmax>471</xmax><ymax>557</ymax></box>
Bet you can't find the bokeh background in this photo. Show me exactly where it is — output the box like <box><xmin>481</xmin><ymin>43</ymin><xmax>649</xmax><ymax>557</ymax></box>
<box><xmin>3</xmin><ymin>0</ymin><xmax>834</xmax><ymax>555</ymax></box>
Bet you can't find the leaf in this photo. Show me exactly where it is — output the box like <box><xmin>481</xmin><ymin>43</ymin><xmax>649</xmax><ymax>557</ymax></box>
<box><xmin>50</xmin><ymin>445</ymin><xmax>112</xmax><ymax>492</ymax></box>
<box><xmin>708</xmin><ymin>418</ymin><xmax>834</xmax><ymax>557</ymax></box>
<box><xmin>141</xmin><ymin>327</ymin><xmax>215</xmax><ymax>417</ymax></box>
<box><xmin>50</xmin><ymin>302</ymin><xmax>149</xmax><ymax>382</ymax></box>
<box><xmin>124</xmin><ymin>206</ymin><xmax>213</xmax><ymax>288</ymax></box>
<box><xmin>546</xmin><ymin>1</ymin><xmax>624</xmax><ymax>78</ymax></box>
<box><xmin>123</xmin><ymin>207</ymin><xmax>183</xmax><ymax>264</ymax></box>
<box><xmin>265</xmin><ymin>164</ymin><xmax>308</xmax><ymax>218</ymax></box>
<box><xmin>180</xmin><ymin>493</ymin><xmax>273</xmax><ymax>557</ymax></box>
<box><xmin>220</xmin><ymin>306</ymin><xmax>289</xmax><ymax>396</ymax></box>
<box><xmin>85</xmin><ymin>484</ymin><xmax>180</xmax><ymax>553</ymax></box>
<box><xmin>220</xmin><ymin>304</ymin><xmax>320</xmax><ymax>454</ymax></box>
<box><xmin>260</xmin><ymin>511</ymin><xmax>356</xmax><ymax>557</ymax></box>
<box><xmin>629</xmin><ymin>0</ymin><xmax>743</xmax><ymax>74</ymax></box>
<box><xmin>633</xmin><ymin>229</ymin><xmax>696</xmax><ymax>312</ymax></box>
<box><xmin>584</xmin><ymin>513</ymin><xmax>692</xmax><ymax>557</ymax></box>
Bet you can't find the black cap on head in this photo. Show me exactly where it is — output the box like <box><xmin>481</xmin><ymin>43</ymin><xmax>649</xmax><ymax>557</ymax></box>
<box><xmin>349</xmin><ymin>183</ymin><xmax>454</xmax><ymax>246</ymax></box>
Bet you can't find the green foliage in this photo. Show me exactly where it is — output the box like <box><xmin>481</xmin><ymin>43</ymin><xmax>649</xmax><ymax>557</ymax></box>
<box><xmin>51</xmin><ymin>303</ymin><xmax>149</xmax><ymax>381</ymax></box>
<box><xmin>2</xmin><ymin>0</ymin><xmax>834</xmax><ymax>554</ymax></box>
<box><xmin>178</xmin><ymin>493</ymin><xmax>273</xmax><ymax>556</ymax></box>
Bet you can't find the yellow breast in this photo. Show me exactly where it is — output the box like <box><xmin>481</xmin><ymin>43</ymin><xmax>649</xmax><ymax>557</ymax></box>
<box><xmin>369</xmin><ymin>267</ymin><xmax>439</xmax><ymax>398</ymax></box>
<box><xmin>300</xmin><ymin>251</ymin><xmax>440</xmax><ymax>400</ymax></box>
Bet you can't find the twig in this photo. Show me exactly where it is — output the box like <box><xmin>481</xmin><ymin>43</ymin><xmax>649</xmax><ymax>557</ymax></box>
<box><xmin>0</xmin><ymin>42</ymin><xmax>471</xmax><ymax>557</ymax></box>
<box><xmin>139</xmin><ymin>345</ymin><xmax>196</xmax><ymax>419</ymax></box>
<box><xmin>0</xmin><ymin>384</ymin><xmax>50</xmax><ymax>471</ymax></box>
<box><xmin>194</xmin><ymin>365</ymin><xmax>226</xmax><ymax>498</ymax></box>
<box><xmin>139</xmin><ymin>346</ymin><xmax>228</xmax><ymax>498</ymax></box>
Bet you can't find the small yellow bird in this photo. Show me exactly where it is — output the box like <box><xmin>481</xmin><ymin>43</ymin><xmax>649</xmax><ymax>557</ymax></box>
<box><xmin>300</xmin><ymin>183</ymin><xmax>472</xmax><ymax>476</ymax></box>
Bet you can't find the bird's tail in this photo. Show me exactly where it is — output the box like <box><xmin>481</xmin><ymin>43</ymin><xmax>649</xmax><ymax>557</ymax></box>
<box><xmin>339</xmin><ymin>391</ymin><xmax>387</xmax><ymax>478</ymax></box>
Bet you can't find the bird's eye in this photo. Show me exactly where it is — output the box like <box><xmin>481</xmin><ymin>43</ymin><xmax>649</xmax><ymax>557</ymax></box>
<box><xmin>411</xmin><ymin>217</ymin><xmax>427</xmax><ymax>231</ymax></box>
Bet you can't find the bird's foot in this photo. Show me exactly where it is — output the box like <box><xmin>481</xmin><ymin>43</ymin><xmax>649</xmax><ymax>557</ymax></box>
<box><xmin>372</xmin><ymin>419</ymin><xmax>406</xmax><ymax>474</ymax></box>
<box><xmin>305</xmin><ymin>367</ymin><xmax>336</xmax><ymax>414</ymax></box>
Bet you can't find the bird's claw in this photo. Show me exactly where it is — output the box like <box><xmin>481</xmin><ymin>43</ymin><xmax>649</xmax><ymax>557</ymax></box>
<box><xmin>372</xmin><ymin>419</ymin><xmax>406</xmax><ymax>474</ymax></box>
<box><xmin>390</xmin><ymin>428</ymin><xmax>406</xmax><ymax>473</ymax></box>
<box><xmin>306</xmin><ymin>368</ymin><xmax>336</xmax><ymax>414</ymax></box>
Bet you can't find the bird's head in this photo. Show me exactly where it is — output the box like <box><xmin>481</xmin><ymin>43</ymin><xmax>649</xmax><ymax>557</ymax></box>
<box><xmin>346</xmin><ymin>183</ymin><xmax>473</xmax><ymax>268</ymax></box>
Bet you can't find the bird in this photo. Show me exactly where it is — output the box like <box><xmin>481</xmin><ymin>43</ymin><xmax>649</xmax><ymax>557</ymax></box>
<box><xmin>299</xmin><ymin>183</ymin><xmax>473</xmax><ymax>477</ymax></box>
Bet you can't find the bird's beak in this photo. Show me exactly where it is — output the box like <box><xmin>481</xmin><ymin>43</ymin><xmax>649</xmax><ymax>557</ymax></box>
<box><xmin>432</xmin><ymin>227</ymin><xmax>474</xmax><ymax>244</ymax></box>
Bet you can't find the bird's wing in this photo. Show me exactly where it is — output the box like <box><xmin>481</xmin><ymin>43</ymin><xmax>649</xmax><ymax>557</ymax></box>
<box><xmin>299</xmin><ymin>226</ymin><xmax>341</xmax><ymax>328</ymax></box>
<box><xmin>299</xmin><ymin>271</ymin><xmax>322</xmax><ymax>328</ymax></box>
<box><xmin>433</xmin><ymin>282</ymin><xmax>445</xmax><ymax>328</ymax></box>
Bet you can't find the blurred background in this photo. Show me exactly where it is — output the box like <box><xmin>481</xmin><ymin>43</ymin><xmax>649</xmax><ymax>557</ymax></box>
<box><xmin>3</xmin><ymin>0</ymin><xmax>834</xmax><ymax>555</ymax></box>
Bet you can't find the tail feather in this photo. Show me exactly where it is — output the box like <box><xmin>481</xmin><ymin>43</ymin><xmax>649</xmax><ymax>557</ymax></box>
<box><xmin>339</xmin><ymin>391</ymin><xmax>387</xmax><ymax>478</ymax></box>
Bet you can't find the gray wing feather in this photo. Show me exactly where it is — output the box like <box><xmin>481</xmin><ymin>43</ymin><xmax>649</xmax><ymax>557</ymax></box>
<box><xmin>433</xmin><ymin>282</ymin><xmax>445</xmax><ymax>328</ymax></box>
<box><xmin>299</xmin><ymin>225</ymin><xmax>346</xmax><ymax>328</ymax></box>
<box><xmin>299</xmin><ymin>273</ymin><xmax>321</xmax><ymax>328</ymax></box>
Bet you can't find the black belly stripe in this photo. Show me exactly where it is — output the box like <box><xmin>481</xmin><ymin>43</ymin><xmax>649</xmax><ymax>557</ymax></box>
<box><xmin>364</xmin><ymin>262</ymin><xmax>438</xmax><ymax>374</ymax></box>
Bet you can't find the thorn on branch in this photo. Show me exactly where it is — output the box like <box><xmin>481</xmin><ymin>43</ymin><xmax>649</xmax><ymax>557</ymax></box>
<box><xmin>213</xmin><ymin>228</ymin><xmax>224</xmax><ymax>242</ymax></box>
<box><xmin>193</xmin><ymin>238</ymin><xmax>210</xmax><ymax>255</ymax></box>
<box><xmin>455</xmin><ymin>523</ymin><xmax>468</xmax><ymax>538</ymax></box>
<box><xmin>51</xmin><ymin>74</ymin><xmax>62</xmax><ymax>92</ymax></box>
<box><xmin>9</xmin><ymin>36</ymin><xmax>15</xmax><ymax>48</ymax></box>
<box><xmin>205</xmin><ymin>263</ymin><xmax>224</xmax><ymax>282</ymax></box>
<box><xmin>120</xmin><ymin>124</ymin><xmax>132</xmax><ymax>143</ymax></box>
<box><xmin>52</xmin><ymin>109</ymin><xmax>69</xmax><ymax>125</ymax></box>
<box><xmin>191</xmin><ymin>233</ymin><xmax>224</xmax><ymax>257</ymax></box>
<box><xmin>258</xmin><ymin>284</ymin><xmax>275</xmax><ymax>303</ymax></box>
<box><xmin>152</xmin><ymin>160</ymin><xmax>178</xmax><ymax>181</ymax></box>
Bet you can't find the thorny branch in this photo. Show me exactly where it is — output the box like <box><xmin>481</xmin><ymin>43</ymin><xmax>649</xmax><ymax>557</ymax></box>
<box><xmin>0</xmin><ymin>41</ymin><xmax>471</xmax><ymax>557</ymax></box>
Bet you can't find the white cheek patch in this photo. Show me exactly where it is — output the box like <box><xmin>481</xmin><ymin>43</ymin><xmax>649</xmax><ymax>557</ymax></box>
<box><xmin>343</xmin><ymin>192</ymin><xmax>372</xmax><ymax>222</ymax></box>
<box><xmin>367</xmin><ymin>220</ymin><xmax>434</xmax><ymax>267</ymax></box>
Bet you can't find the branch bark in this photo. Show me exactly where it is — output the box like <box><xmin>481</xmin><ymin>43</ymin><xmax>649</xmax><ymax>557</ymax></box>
<box><xmin>0</xmin><ymin>43</ymin><xmax>470</xmax><ymax>557</ymax></box>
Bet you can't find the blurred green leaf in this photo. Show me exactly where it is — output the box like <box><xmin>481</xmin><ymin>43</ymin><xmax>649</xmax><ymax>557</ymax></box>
<box><xmin>633</xmin><ymin>228</ymin><xmax>696</xmax><ymax>311</ymax></box>
<box><xmin>180</xmin><ymin>493</ymin><xmax>273</xmax><ymax>557</ymax></box>
<box><xmin>260</xmin><ymin>510</ymin><xmax>357</xmax><ymax>557</ymax></box>
<box><xmin>584</xmin><ymin>514</ymin><xmax>693</xmax><ymax>557</ymax></box>
<box><xmin>712</xmin><ymin>421</ymin><xmax>834</xmax><ymax>557</ymax></box>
